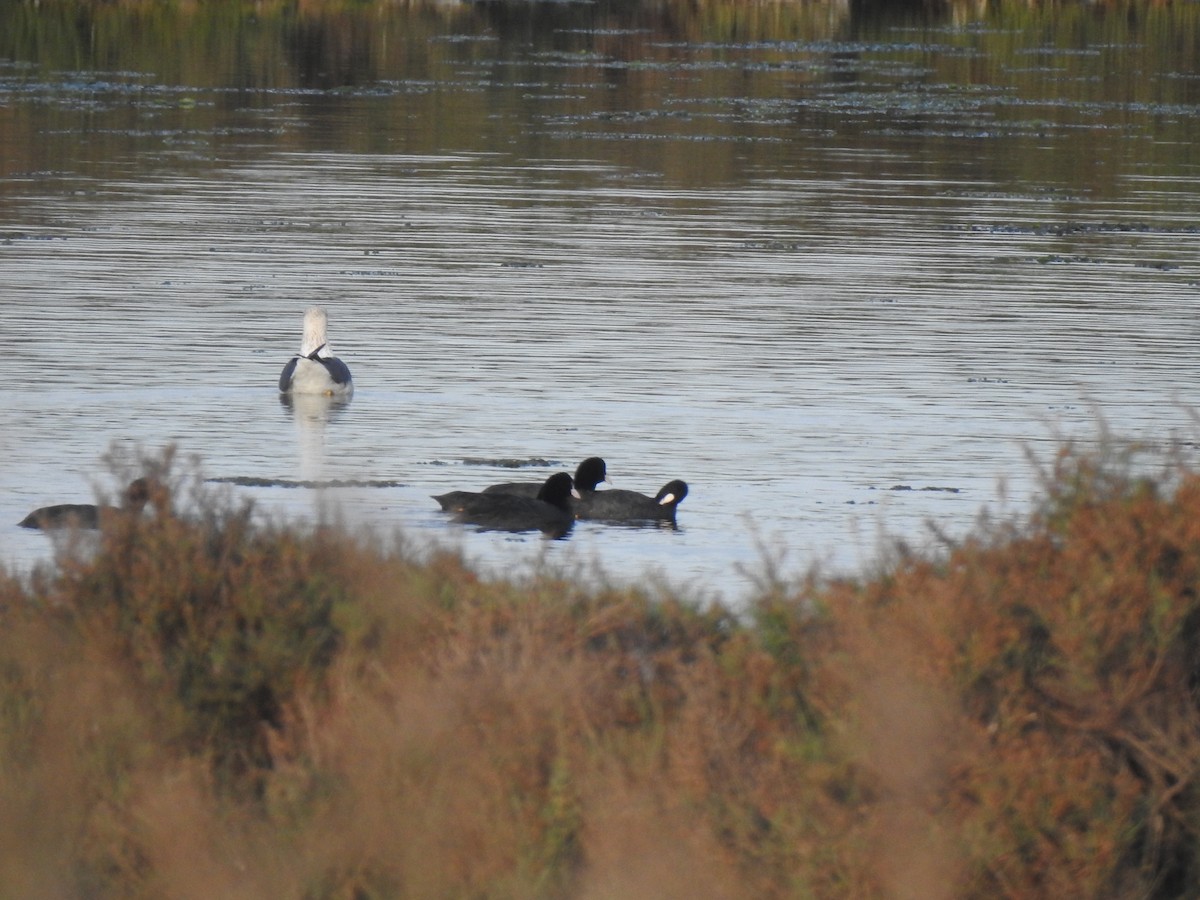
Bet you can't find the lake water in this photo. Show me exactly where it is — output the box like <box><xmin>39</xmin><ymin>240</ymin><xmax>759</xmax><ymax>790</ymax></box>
<box><xmin>2</xmin><ymin>1</ymin><xmax>1199</xmax><ymax>607</ymax></box>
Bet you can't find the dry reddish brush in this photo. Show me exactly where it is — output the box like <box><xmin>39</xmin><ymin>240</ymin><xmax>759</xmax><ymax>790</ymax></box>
<box><xmin>3</xmin><ymin>444</ymin><xmax>1200</xmax><ymax>897</ymax></box>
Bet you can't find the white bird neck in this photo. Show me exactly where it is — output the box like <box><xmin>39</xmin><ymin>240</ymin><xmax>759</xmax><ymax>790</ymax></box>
<box><xmin>300</xmin><ymin>308</ymin><xmax>330</xmax><ymax>357</ymax></box>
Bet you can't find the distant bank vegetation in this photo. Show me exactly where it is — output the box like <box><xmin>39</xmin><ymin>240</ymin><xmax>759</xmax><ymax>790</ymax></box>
<box><xmin>4</xmin><ymin>0</ymin><xmax>1197</xmax><ymax>190</ymax></box>
<box><xmin>9</xmin><ymin>0</ymin><xmax>1182</xmax><ymax>10</ymax></box>
<box><xmin>9</xmin><ymin>0</ymin><xmax>1197</xmax><ymax>40</ymax></box>
<box><xmin>4</xmin><ymin>440</ymin><xmax>1200</xmax><ymax>898</ymax></box>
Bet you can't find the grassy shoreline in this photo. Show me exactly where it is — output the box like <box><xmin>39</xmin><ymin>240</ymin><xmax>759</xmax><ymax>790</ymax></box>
<box><xmin>4</xmin><ymin>443</ymin><xmax>1200</xmax><ymax>897</ymax></box>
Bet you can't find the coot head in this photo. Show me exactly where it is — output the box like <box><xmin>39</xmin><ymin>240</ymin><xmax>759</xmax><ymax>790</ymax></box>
<box><xmin>536</xmin><ymin>471</ymin><xmax>581</xmax><ymax>510</ymax></box>
<box><xmin>655</xmin><ymin>480</ymin><xmax>689</xmax><ymax>509</ymax></box>
<box><xmin>573</xmin><ymin>457</ymin><xmax>610</xmax><ymax>493</ymax></box>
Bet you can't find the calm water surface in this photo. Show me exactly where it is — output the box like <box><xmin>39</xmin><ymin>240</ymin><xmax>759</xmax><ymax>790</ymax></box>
<box><xmin>2</xmin><ymin>2</ymin><xmax>1199</xmax><ymax>606</ymax></box>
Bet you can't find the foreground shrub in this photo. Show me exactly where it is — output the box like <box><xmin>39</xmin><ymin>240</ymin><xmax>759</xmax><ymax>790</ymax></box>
<box><xmin>39</xmin><ymin>454</ymin><xmax>349</xmax><ymax>790</ymax></box>
<box><xmin>3</xmin><ymin>443</ymin><xmax>1200</xmax><ymax>897</ymax></box>
<box><xmin>806</xmin><ymin>444</ymin><xmax>1200</xmax><ymax>898</ymax></box>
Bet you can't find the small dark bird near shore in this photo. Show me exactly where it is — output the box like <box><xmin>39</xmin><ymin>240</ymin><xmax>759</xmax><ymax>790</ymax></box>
<box><xmin>19</xmin><ymin>477</ymin><xmax>158</xmax><ymax>530</ymax></box>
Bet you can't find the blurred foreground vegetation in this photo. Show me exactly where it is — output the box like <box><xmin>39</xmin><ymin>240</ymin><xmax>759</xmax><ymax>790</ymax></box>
<box><xmin>5</xmin><ymin>443</ymin><xmax>1200</xmax><ymax>898</ymax></box>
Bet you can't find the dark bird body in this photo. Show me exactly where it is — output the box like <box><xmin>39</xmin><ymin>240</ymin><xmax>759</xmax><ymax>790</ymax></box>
<box><xmin>483</xmin><ymin>457</ymin><xmax>609</xmax><ymax>499</ymax></box>
<box><xmin>19</xmin><ymin>478</ymin><xmax>156</xmax><ymax>530</ymax></box>
<box><xmin>434</xmin><ymin>471</ymin><xmax>579</xmax><ymax>538</ymax></box>
<box><xmin>575</xmin><ymin>479</ymin><xmax>688</xmax><ymax>523</ymax></box>
<box><xmin>18</xmin><ymin>503</ymin><xmax>106</xmax><ymax>530</ymax></box>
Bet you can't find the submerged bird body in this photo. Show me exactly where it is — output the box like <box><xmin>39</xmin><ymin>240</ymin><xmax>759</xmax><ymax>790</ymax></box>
<box><xmin>279</xmin><ymin>307</ymin><xmax>353</xmax><ymax>396</ymax></box>
<box><xmin>18</xmin><ymin>503</ymin><xmax>104</xmax><ymax>530</ymax></box>
<box><xmin>19</xmin><ymin>478</ymin><xmax>157</xmax><ymax>530</ymax></box>
<box><xmin>575</xmin><ymin>479</ymin><xmax>688</xmax><ymax>523</ymax></box>
<box><xmin>434</xmin><ymin>472</ymin><xmax>579</xmax><ymax>537</ymax></box>
<box><xmin>483</xmin><ymin>457</ymin><xmax>609</xmax><ymax>499</ymax></box>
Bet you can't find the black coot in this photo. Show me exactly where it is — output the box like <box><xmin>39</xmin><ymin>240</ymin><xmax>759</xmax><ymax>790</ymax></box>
<box><xmin>575</xmin><ymin>479</ymin><xmax>688</xmax><ymax>523</ymax></box>
<box><xmin>483</xmin><ymin>457</ymin><xmax>609</xmax><ymax>498</ymax></box>
<box><xmin>433</xmin><ymin>471</ymin><xmax>579</xmax><ymax>537</ymax></box>
<box><xmin>19</xmin><ymin>478</ymin><xmax>156</xmax><ymax>530</ymax></box>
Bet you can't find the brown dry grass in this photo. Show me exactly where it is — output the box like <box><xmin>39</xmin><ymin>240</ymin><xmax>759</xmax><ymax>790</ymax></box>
<box><xmin>4</xmin><ymin>443</ymin><xmax>1200</xmax><ymax>897</ymax></box>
